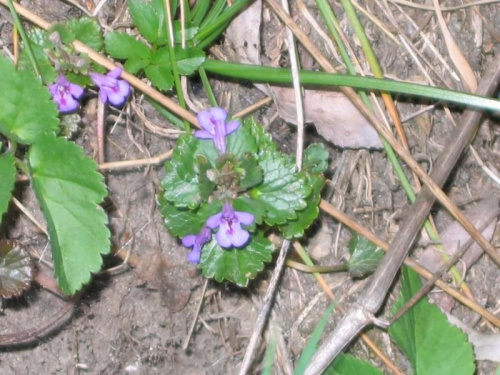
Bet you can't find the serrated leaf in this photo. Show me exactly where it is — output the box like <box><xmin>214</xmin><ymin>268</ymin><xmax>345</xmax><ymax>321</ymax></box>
<box><xmin>173</xmin><ymin>21</ymin><xmax>199</xmax><ymax>43</ymax></box>
<box><xmin>200</xmin><ymin>232</ymin><xmax>274</xmax><ymax>286</ymax></box>
<box><xmin>304</xmin><ymin>143</ymin><xmax>329</xmax><ymax>174</ymax></box>
<box><xmin>174</xmin><ymin>48</ymin><xmax>206</xmax><ymax>74</ymax></box>
<box><xmin>48</xmin><ymin>24</ymin><xmax>75</xmax><ymax>44</ymax></box>
<box><xmin>239</xmin><ymin>154</ymin><xmax>263</xmax><ymax>190</ymax></box>
<box><xmin>388</xmin><ymin>267</ymin><xmax>475</xmax><ymax>375</ymax></box>
<box><xmin>145</xmin><ymin>63</ymin><xmax>174</xmax><ymax>91</ymax></box>
<box><xmin>105</xmin><ymin>32</ymin><xmax>151</xmax><ymax>60</ymax></box>
<box><xmin>250</xmin><ymin>151</ymin><xmax>310</xmax><ymax>225</ymax></box>
<box><xmin>162</xmin><ymin>135</ymin><xmax>203</xmax><ymax>208</ymax></box>
<box><xmin>246</xmin><ymin>117</ymin><xmax>276</xmax><ymax>154</ymax></box>
<box><xmin>233</xmin><ymin>196</ymin><xmax>266</xmax><ymax>224</ymax></box>
<box><xmin>158</xmin><ymin>195</ymin><xmax>221</xmax><ymax>237</ymax></box>
<box><xmin>129</xmin><ymin>0</ymin><xmax>160</xmax><ymax>44</ymax></box>
<box><xmin>18</xmin><ymin>39</ymin><xmax>57</xmax><ymax>84</ymax></box>
<box><xmin>326</xmin><ymin>354</ymin><xmax>383</xmax><ymax>375</ymax></box>
<box><xmin>0</xmin><ymin>153</ymin><xmax>16</xmax><ymax>225</ymax></box>
<box><xmin>151</xmin><ymin>0</ymin><xmax>168</xmax><ymax>44</ymax></box>
<box><xmin>0</xmin><ymin>241</ymin><xmax>33</xmax><ymax>298</ymax></box>
<box><xmin>279</xmin><ymin>173</ymin><xmax>324</xmax><ymax>239</ymax></box>
<box><xmin>347</xmin><ymin>234</ymin><xmax>384</xmax><ymax>278</ymax></box>
<box><xmin>124</xmin><ymin>57</ymin><xmax>151</xmax><ymax>74</ymax></box>
<box><xmin>226</xmin><ymin>120</ymin><xmax>258</xmax><ymax>159</ymax></box>
<box><xmin>0</xmin><ymin>56</ymin><xmax>59</xmax><ymax>144</ymax></box>
<box><xmin>29</xmin><ymin>134</ymin><xmax>110</xmax><ymax>295</ymax></box>
<box><xmin>67</xmin><ymin>18</ymin><xmax>103</xmax><ymax>51</ymax></box>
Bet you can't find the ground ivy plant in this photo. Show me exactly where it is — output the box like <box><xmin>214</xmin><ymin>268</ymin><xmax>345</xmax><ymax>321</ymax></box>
<box><xmin>159</xmin><ymin>108</ymin><xmax>328</xmax><ymax>286</ymax></box>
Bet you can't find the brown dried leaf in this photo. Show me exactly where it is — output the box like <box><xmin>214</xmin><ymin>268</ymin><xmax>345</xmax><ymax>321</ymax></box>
<box><xmin>418</xmin><ymin>197</ymin><xmax>499</xmax><ymax>311</ymax></box>
<box><xmin>270</xmin><ymin>87</ymin><xmax>382</xmax><ymax>149</ymax></box>
<box><xmin>0</xmin><ymin>240</ymin><xmax>33</xmax><ymax>298</ymax></box>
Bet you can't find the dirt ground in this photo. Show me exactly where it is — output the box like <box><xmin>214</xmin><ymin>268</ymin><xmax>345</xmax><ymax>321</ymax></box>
<box><xmin>1</xmin><ymin>0</ymin><xmax>500</xmax><ymax>374</ymax></box>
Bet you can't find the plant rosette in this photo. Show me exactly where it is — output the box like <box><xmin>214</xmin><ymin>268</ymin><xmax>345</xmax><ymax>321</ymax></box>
<box><xmin>159</xmin><ymin>107</ymin><xmax>328</xmax><ymax>286</ymax></box>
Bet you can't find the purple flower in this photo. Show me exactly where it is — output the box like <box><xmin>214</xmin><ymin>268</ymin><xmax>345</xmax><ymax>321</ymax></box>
<box><xmin>206</xmin><ymin>203</ymin><xmax>254</xmax><ymax>249</ymax></box>
<box><xmin>194</xmin><ymin>107</ymin><xmax>240</xmax><ymax>153</ymax></box>
<box><xmin>89</xmin><ymin>67</ymin><xmax>130</xmax><ymax>107</ymax></box>
<box><xmin>49</xmin><ymin>74</ymin><xmax>84</xmax><ymax>113</ymax></box>
<box><xmin>182</xmin><ymin>226</ymin><xmax>212</xmax><ymax>264</ymax></box>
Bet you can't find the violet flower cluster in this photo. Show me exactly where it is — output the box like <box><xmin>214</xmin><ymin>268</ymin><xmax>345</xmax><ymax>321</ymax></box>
<box><xmin>181</xmin><ymin>108</ymin><xmax>255</xmax><ymax>264</ymax></box>
<box><xmin>49</xmin><ymin>67</ymin><xmax>130</xmax><ymax>113</ymax></box>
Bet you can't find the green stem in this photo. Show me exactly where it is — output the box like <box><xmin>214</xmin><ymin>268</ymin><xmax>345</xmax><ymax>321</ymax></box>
<box><xmin>164</xmin><ymin>0</ymin><xmax>190</xmax><ymax>132</ymax></box>
<box><xmin>202</xmin><ymin>60</ymin><xmax>500</xmax><ymax>112</ymax></box>
<box><xmin>199</xmin><ymin>66</ymin><xmax>218</xmax><ymax>107</ymax></box>
<box><xmin>15</xmin><ymin>158</ymin><xmax>29</xmax><ymax>175</ymax></box>
<box><xmin>7</xmin><ymin>0</ymin><xmax>40</xmax><ymax>77</ymax></box>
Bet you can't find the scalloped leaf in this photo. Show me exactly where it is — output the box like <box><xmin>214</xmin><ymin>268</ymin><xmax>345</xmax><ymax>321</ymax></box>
<box><xmin>250</xmin><ymin>151</ymin><xmax>310</xmax><ymax>225</ymax></box>
<box><xmin>68</xmin><ymin>18</ymin><xmax>103</xmax><ymax>51</ymax></box>
<box><xmin>347</xmin><ymin>234</ymin><xmax>384</xmax><ymax>278</ymax></box>
<box><xmin>304</xmin><ymin>143</ymin><xmax>329</xmax><ymax>174</ymax></box>
<box><xmin>162</xmin><ymin>135</ymin><xmax>203</xmax><ymax>208</ymax></box>
<box><xmin>233</xmin><ymin>196</ymin><xmax>266</xmax><ymax>225</ymax></box>
<box><xmin>200</xmin><ymin>232</ymin><xmax>275</xmax><ymax>286</ymax></box>
<box><xmin>246</xmin><ymin>117</ymin><xmax>277</xmax><ymax>154</ymax></box>
<box><xmin>0</xmin><ymin>56</ymin><xmax>59</xmax><ymax>144</ymax></box>
<box><xmin>279</xmin><ymin>173</ymin><xmax>324</xmax><ymax>239</ymax></box>
<box><xmin>0</xmin><ymin>241</ymin><xmax>33</xmax><ymax>298</ymax></box>
<box><xmin>0</xmin><ymin>153</ymin><xmax>15</xmax><ymax>225</ymax></box>
<box><xmin>226</xmin><ymin>119</ymin><xmax>258</xmax><ymax>158</ymax></box>
<box><xmin>389</xmin><ymin>267</ymin><xmax>475</xmax><ymax>375</ymax></box>
<box><xmin>129</xmin><ymin>0</ymin><xmax>160</xmax><ymax>44</ymax></box>
<box><xmin>158</xmin><ymin>195</ymin><xmax>221</xmax><ymax>237</ymax></box>
<box><xmin>105</xmin><ymin>32</ymin><xmax>151</xmax><ymax>61</ymax></box>
<box><xmin>326</xmin><ymin>355</ymin><xmax>383</xmax><ymax>375</ymax></box>
<box><xmin>29</xmin><ymin>134</ymin><xmax>110</xmax><ymax>295</ymax></box>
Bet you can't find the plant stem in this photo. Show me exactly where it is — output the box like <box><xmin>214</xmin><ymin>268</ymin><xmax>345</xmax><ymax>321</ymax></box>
<box><xmin>199</xmin><ymin>66</ymin><xmax>218</xmax><ymax>106</ymax></box>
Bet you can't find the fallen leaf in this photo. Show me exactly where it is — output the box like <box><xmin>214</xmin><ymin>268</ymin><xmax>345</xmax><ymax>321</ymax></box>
<box><xmin>418</xmin><ymin>197</ymin><xmax>499</xmax><ymax>311</ymax></box>
<box><xmin>0</xmin><ymin>240</ymin><xmax>33</xmax><ymax>298</ymax></box>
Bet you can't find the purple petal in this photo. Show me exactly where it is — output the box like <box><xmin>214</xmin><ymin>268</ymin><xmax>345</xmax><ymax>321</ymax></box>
<box><xmin>182</xmin><ymin>235</ymin><xmax>196</xmax><ymax>247</ymax></box>
<box><xmin>206</xmin><ymin>212</ymin><xmax>222</xmax><ymax>229</ymax></box>
<box><xmin>194</xmin><ymin>130</ymin><xmax>215</xmax><ymax>140</ymax></box>
<box><xmin>98</xmin><ymin>89</ymin><xmax>108</xmax><ymax>104</ymax></box>
<box><xmin>106</xmin><ymin>81</ymin><xmax>130</xmax><ymax>107</ymax></box>
<box><xmin>186</xmin><ymin>248</ymin><xmax>201</xmax><ymax>263</ymax></box>
<box><xmin>208</xmin><ymin>107</ymin><xmax>228</xmax><ymax>122</ymax></box>
<box><xmin>231</xmin><ymin>226</ymin><xmax>250</xmax><ymax>248</ymax></box>
<box><xmin>69</xmin><ymin>83</ymin><xmax>84</xmax><ymax>99</ymax></box>
<box><xmin>89</xmin><ymin>72</ymin><xmax>105</xmax><ymax>87</ymax></box>
<box><xmin>215</xmin><ymin>229</ymin><xmax>233</xmax><ymax>248</ymax></box>
<box><xmin>235</xmin><ymin>211</ymin><xmax>254</xmax><ymax>226</ymax></box>
<box><xmin>58</xmin><ymin>95</ymin><xmax>79</xmax><ymax>113</ymax></box>
<box><xmin>107</xmin><ymin>67</ymin><xmax>123</xmax><ymax>79</ymax></box>
<box><xmin>226</xmin><ymin>120</ymin><xmax>240</xmax><ymax>135</ymax></box>
<box><xmin>197</xmin><ymin>110</ymin><xmax>215</xmax><ymax>133</ymax></box>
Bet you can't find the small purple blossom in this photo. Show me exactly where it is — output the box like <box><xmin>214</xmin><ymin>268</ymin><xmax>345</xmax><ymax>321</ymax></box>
<box><xmin>89</xmin><ymin>67</ymin><xmax>130</xmax><ymax>107</ymax></box>
<box><xmin>182</xmin><ymin>226</ymin><xmax>212</xmax><ymax>264</ymax></box>
<box><xmin>49</xmin><ymin>74</ymin><xmax>84</xmax><ymax>113</ymax></box>
<box><xmin>194</xmin><ymin>107</ymin><xmax>240</xmax><ymax>153</ymax></box>
<box><xmin>206</xmin><ymin>203</ymin><xmax>254</xmax><ymax>249</ymax></box>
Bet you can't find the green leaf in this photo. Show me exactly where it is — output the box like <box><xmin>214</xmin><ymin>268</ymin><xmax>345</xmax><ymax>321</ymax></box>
<box><xmin>200</xmin><ymin>232</ymin><xmax>274</xmax><ymax>286</ymax></box>
<box><xmin>175</xmin><ymin>47</ymin><xmax>206</xmax><ymax>74</ymax></box>
<box><xmin>196</xmin><ymin>154</ymin><xmax>216</xmax><ymax>201</ymax></box>
<box><xmin>250</xmin><ymin>151</ymin><xmax>310</xmax><ymax>225</ymax></box>
<box><xmin>29</xmin><ymin>134</ymin><xmax>110</xmax><ymax>295</ymax></box>
<box><xmin>0</xmin><ymin>240</ymin><xmax>33</xmax><ymax>298</ymax></box>
<box><xmin>239</xmin><ymin>153</ymin><xmax>263</xmax><ymax>190</ymax></box>
<box><xmin>129</xmin><ymin>0</ymin><xmax>160</xmax><ymax>44</ymax></box>
<box><xmin>0</xmin><ymin>153</ymin><xmax>16</xmax><ymax>225</ymax></box>
<box><xmin>105</xmin><ymin>32</ymin><xmax>151</xmax><ymax>60</ymax></box>
<box><xmin>67</xmin><ymin>18</ymin><xmax>103</xmax><ymax>51</ymax></box>
<box><xmin>279</xmin><ymin>173</ymin><xmax>324</xmax><ymax>239</ymax></box>
<box><xmin>347</xmin><ymin>234</ymin><xmax>385</xmax><ymax>278</ymax></box>
<box><xmin>124</xmin><ymin>57</ymin><xmax>151</xmax><ymax>74</ymax></box>
<box><xmin>0</xmin><ymin>56</ymin><xmax>59</xmax><ymax>144</ymax></box>
<box><xmin>388</xmin><ymin>267</ymin><xmax>475</xmax><ymax>375</ymax></box>
<box><xmin>233</xmin><ymin>196</ymin><xmax>266</xmax><ymax>225</ymax></box>
<box><xmin>145</xmin><ymin>63</ymin><xmax>174</xmax><ymax>91</ymax></box>
<box><xmin>226</xmin><ymin>120</ymin><xmax>258</xmax><ymax>159</ymax></box>
<box><xmin>304</xmin><ymin>143</ymin><xmax>329</xmax><ymax>174</ymax></box>
<box><xmin>326</xmin><ymin>354</ymin><xmax>383</xmax><ymax>375</ymax></box>
<box><xmin>151</xmin><ymin>0</ymin><xmax>168</xmax><ymax>45</ymax></box>
<box><xmin>158</xmin><ymin>196</ymin><xmax>221</xmax><ymax>237</ymax></box>
<box><xmin>18</xmin><ymin>32</ymin><xmax>57</xmax><ymax>83</ymax></box>
<box><xmin>295</xmin><ymin>303</ymin><xmax>336</xmax><ymax>375</ymax></box>
<box><xmin>48</xmin><ymin>24</ymin><xmax>75</xmax><ymax>44</ymax></box>
<box><xmin>246</xmin><ymin>117</ymin><xmax>276</xmax><ymax>154</ymax></box>
<box><xmin>173</xmin><ymin>21</ymin><xmax>199</xmax><ymax>43</ymax></box>
<box><xmin>162</xmin><ymin>135</ymin><xmax>203</xmax><ymax>208</ymax></box>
